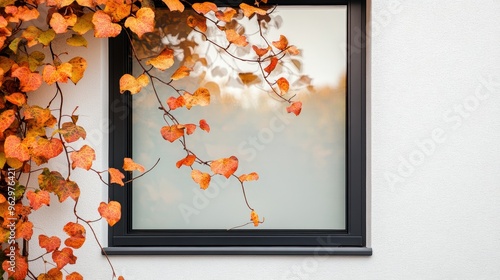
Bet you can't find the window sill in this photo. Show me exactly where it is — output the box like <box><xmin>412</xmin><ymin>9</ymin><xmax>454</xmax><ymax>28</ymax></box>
<box><xmin>103</xmin><ymin>246</ymin><xmax>372</xmax><ymax>256</ymax></box>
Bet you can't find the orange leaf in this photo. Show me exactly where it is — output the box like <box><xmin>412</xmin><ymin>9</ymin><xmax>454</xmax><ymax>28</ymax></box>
<box><xmin>108</xmin><ymin>168</ymin><xmax>125</xmax><ymax>186</ymax></box>
<box><xmin>162</xmin><ymin>0</ymin><xmax>184</xmax><ymax>12</ymax></box>
<box><xmin>183</xmin><ymin>87</ymin><xmax>210</xmax><ymax>109</ymax></box>
<box><xmin>39</xmin><ymin>234</ymin><xmax>61</xmax><ymax>253</ymax></box>
<box><xmin>16</xmin><ymin>220</ymin><xmax>33</xmax><ymax>240</ymax></box>
<box><xmin>171</xmin><ymin>65</ymin><xmax>192</xmax><ymax>80</ymax></box>
<box><xmin>185</xmin><ymin>123</ymin><xmax>196</xmax><ymax>135</ymax></box>
<box><xmin>4</xmin><ymin>135</ymin><xmax>30</xmax><ymax>162</ymax></box>
<box><xmin>11</xmin><ymin>65</ymin><xmax>42</xmax><ymax>92</ymax></box>
<box><xmin>52</xmin><ymin>247</ymin><xmax>77</xmax><ymax>270</ymax></box>
<box><xmin>250</xmin><ymin>210</ymin><xmax>259</xmax><ymax>226</ymax></box>
<box><xmin>239</xmin><ymin>172</ymin><xmax>259</xmax><ymax>182</ymax></box>
<box><xmin>5</xmin><ymin>6</ymin><xmax>40</xmax><ymax>23</ymax></box>
<box><xmin>123</xmin><ymin>157</ymin><xmax>145</xmax><ymax>172</ymax></box>
<box><xmin>239</xmin><ymin>3</ymin><xmax>266</xmax><ymax>17</ymax></box>
<box><xmin>70</xmin><ymin>145</ymin><xmax>95</xmax><ymax>170</ymax></box>
<box><xmin>287</xmin><ymin>45</ymin><xmax>300</xmax><ymax>55</ymax></box>
<box><xmin>30</xmin><ymin>138</ymin><xmax>64</xmax><ymax>165</ymax></box>
<box><xmin>5</xmin><ymin>92</ymin><xmax>26</xmax><ymax>106</ymax></box>
<box><xmin>66</xmin><ymin>272</ymin><xmax>84</xmax><ymax>280</ymax></box>
<box><xmin>26</xmin><ymin>190</ymin><xmax>50</xmax><ymax>210</ymax></box>
<box><xmin>38</xmin><ymin>268</ymin><xmax>63</xmax><ymax>280</ymax></box>
<box><xmin>98</xmin><ymin>201</ymin><xmax>121</xmax><ymax>226</ymax></box>
<box><xmin>60</xmin><ymin>121</ymin><xmax>86</xmax><ymax>143</ymax></box>
<box><xmin>125</xmin><ymin>7</ymin><xmax>155</xmax><ymax>39</ymax></box>
<box><xmin>63</xmin><ymin>222</ymin><xmax>86</xmax><ymax>249</ymax></box>
<box><xmin>166</xmin><ymin>96</ymin><xmax>185</xmax><ymax>110</ymax></box>
<box><xmin>0</xmin><ymin>109</ymin><xmax>15</xmax><ymax>134</ymax></box>
<box><xmin>272</xmin><ymin>35</ymin><xmax>288</xmax><ymax>50</ymax></box>
<box><xmin>38</xmin><ymin>168</ymin><xmax>80</xmax><ymax>202</ymax></box>
<box><xmin>277</xmin><ymin>77</ymin><xmax>289</xmax><ymax>95</ymax></box>
<box><xmin>264</xmin><ymin>57</ymin><xmax>278</xmax><ymax>74</ymax></box>
<box><xmin>92</xmin><ymin>10</ymin><xmax>122</xmax><ymax>38</ymax></box>
<box><xmin>191</xmin><ymin>169</ymin><xmax>211</xmax><ymax>190</ymax></box>
<box><xmin>24</xmin><ymin>105</ymin><xmax>57</xmax><ymax>128</ymax></box>
<box><xmin>225</xmin><ymin>29</ymin><xmax>248</xmax><ymax>47</ymax></box>
<box><xmin>2</xmin><ymin>250</ymin><xmax>27</xmax><ymax>280</ymax></box>
<box><xmin>192</xmin><ymin>2</ymin><xmax>217</xmax><ymax>14</ymax></box>
<box><xmin>252</xmin><ymin>45</ymin><xmax>270</xmax><ymax>57</ymax></box>
<box><xmin>187</xmin><ymin>14</ymin><xmax>207</xmax><ymax>32</ymax></box>
<box><xmin>199</xmin><ymin>119</ymin><xmax>210</xmax><ymax>132</ymax></box>
<box><xmin>119</xmin><ymin>73</ymin><xmax>149</xmax><ymax>94</ymax></box>
<box><xmin>49</xmin><ymin>12</ymin><xmax>77</xmax><ymax>34</ymax></box>
<box><xmin>160</xmin><ymin>125</ymin><xmax>185</xmax><ymax>142</ymax></box>
<box><xmin>215</xmin><ymin>7</ymin><xmax>236</xmax><ymax>22</ymax></box>
<box><xmin>118</xmin><ymin>276</ymin><xmax>125</xmax><ymax>280</ymax></box>
<box><xmin>43</xmin><ymin>63</ymin><xmax>73</xmax><ymax>85</ymax></box>
<box><xmin>286</xmin><ymin>101</ymin><xmax>302</xmax><ymax>116</ymax></box>
<box><xmin>210</xmin><ymin>156</ymin><xmax>238</xmax><ymax>178</ymax></box>
<box><xmin>103</xmin><ymin>1</ymin><xmax>131</xmax><ymax>22</ymax></box>
<box><xmin>238</xmin><ymin>72</ymin><xmax>261</xmax><ymax>85</ymax></box>
<box><xmin>176</xmin><ymin>154</ymin><xmax>196</xmax><ymax>168</ymax></box>
<box><xmin>146</xmin><ymin>48</ymin><xmax>174</xmax><ymax>71</ymax></box>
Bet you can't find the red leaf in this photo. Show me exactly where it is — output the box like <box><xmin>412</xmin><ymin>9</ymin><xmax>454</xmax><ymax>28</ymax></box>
<box><xmin>210</xmin><ymin>156</ymin><xmax>238</xmax><ymax>178</ymax></box>
<box><xmin>185</xmin><ymin>123</ymin><xmax>196</xmax><ymax>135</ymax></box>
<box><xmin>286</xmin><ymin>101</ymin><xmax>302</xmax><ymax>116</ymax></box>
<box><xmin>16</xmin><ymin>220</ymin><xmax>33</xmax><ymax>240</ymax></box>
<box><xmin>277</xmin><ymin>77</ymin><xmax>289</xmax><ymax>95</ymax></box>
<box><xmin>39</xmin><ymin>234</ymin><xmax>61</xmax><ymax>253</ymax></box>
<box><xmin>166</xmin><ymin>96</ymin><xmax>185</xmax><ymax>110</ymax></box>
<box><xmin>98</xmin><ymin>201</ymin><xmax>121</xmax><ymax>226</ymax></box>
<box><xmin>252</xmin><ymin>45</ymin><xmax>270</xmax><ymax>57</ymax></box>
<box><xmin>160</xmin><ymin>125</ymin><xmax>185</xmax><ymax>142</ymax></box>
<box><xmin>176</xmin><ymin>154</ymin><xmax>196</xmax><ymax>168</ymax></box>
<box><xmin>264</xmin><ymin>57</ymin><xmax>278</xmax><ymax>74</ymax></box>
<box><xmin>199</xmin><ymin>119</ymin><xmax>210</xmax><ymax>132</ymax></box>
<box><xmin>2</xmin><ymin>249</ymin><xmax>27</xmax><ymax>280</ymax></box>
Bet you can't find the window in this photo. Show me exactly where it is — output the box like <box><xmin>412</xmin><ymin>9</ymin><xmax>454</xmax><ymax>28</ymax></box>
<box><xmin>106</xmin><ymin>0</ymin><xmax>368</xmax><ymax>255</ymax></box>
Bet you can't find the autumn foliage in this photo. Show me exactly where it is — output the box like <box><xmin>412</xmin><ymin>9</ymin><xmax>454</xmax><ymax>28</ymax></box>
<box><xmin>0</xmin><ymin>0</ymin><xmax>305</xmax><ymax>278</ymax></box>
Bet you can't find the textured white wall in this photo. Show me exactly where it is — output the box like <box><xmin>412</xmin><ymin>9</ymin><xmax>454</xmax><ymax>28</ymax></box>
<box><xmin>29</xmin><ymin>0</ymin><xmax>500</xmax><ymax>279</ymax></box>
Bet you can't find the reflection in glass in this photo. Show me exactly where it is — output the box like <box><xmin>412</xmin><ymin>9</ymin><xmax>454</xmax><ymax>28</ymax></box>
<box><xmin>131</xmin><ymin>6</ymin><xmax>347</xmax><ymax>230</ymax></box>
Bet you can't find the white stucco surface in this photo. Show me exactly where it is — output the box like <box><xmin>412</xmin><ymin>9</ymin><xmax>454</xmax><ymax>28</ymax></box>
<box><xmin>28</xmin><ymin>0</ymin><xmax>500</xmax><ymax>279</ymax></box>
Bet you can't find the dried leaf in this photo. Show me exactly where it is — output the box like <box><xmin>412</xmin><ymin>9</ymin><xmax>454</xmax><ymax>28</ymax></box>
<box><xmin>52</xmin><ymin>247</ymin><xmax>77</xmax><ymax>269</ymax></box>
<box><xmin>26</xmin><ymin>189</ymin><xmax>50</xmax><ymax>210</ymax></box>
<box><xmin>39</xmin><ymin>234</ymin><xmax>61</xmax><ymax>253</ymax></box>
<box><xmin>176</xmin><ymin>154</ymin><xmax>196</xmax><ymax>168</ymax></box>
<box><xmin>5</xmin><ymin>92</ymin><xmax>26</xmax><ymax>106</ymax></box>
<box><xmin>38</xmin><ymin>168</ymin><xmax>80</xmax><ymax>202</ymax></box>
<box><xmin>16</xmin><ymin>220</ymin><xmax>33</xmax><ymax>240</ymax></box>
<box><xmin>286</xmin><ymin>101</ymin><xmax>302</xmax><ymax>116</ymax></box>
<box><xmin>92</xmin><ymin>10</ymin><xmax>122</xmax><ymax>38</ymax></box>
<box><xmin>63</xmin><ymin>222</ymin><xmax>86</xmax><ymax>249</ymax></box>
<box><xmin>11</xmin><ymin>65</ymin><xmax>42</xmax><ymax>92</ymax></box>
<box><xmin>119</xmin><ymin>73</ymin><xmax>149</xmax><ymax>94</ymax></box>
<box><xmin>215</xmin><ymin>7</ymin><xmax>236</xmax><ymax>22</ymax></box>
<box><xmin>210</xmin><ymin>156</ymin><xmax>238</xmax><ymax>178</ymax></box>
<box><xmin>272</xmin><ymin>35</ymin><xmax>288</xmax><ymax>51</ymax></box>
<box><xmin>192</xmin><ymin>2</ymin><xmax>217</xmax><ymax>14</ymax></box>
<box><xmin>240</xmin><ymin>3</ymin><xmax>266</xmax><ymax>17</ymax></box>
<box><xmin>264</xmin><ymin>57</ymin><xmax>278</xmax><ymax>74</ymax></box>
<box><xmin>108</xmin><ymin>168</ymin><xmax>125</xmax><ymax>186</ymax></box>
<box><xmin>191</xmin><ymin>169</ymin><xmax>211</xmax><ymax>190</ymax></box>
<box><xmin>0</xmin><ymin>109</ymin><xmax>15</xmax><ymax>134</ymax></box>
<box><xmin>71</xmin><ymin>145</ymin><xmax>95</xmax><ymax>170</ymax></box>
<box><xmin>199</xmin><ymin>119</ymin><xmax>210</xmax><ymax>132</ymax></box>
<box><xmin>66</xmin><ymin>34</ymin><xmax>88</xmax><ymax>47</ymax></box>
<box><xmin>2</xmin><ymin>250</ymin><xmax>27</xmax><ymax>280</ymax></box>
<box><xmin>171</xmin><ymin>65</ymin><xmax>191</xmax><ymax>81</ymax></box>
<box><xmin>146</xmin><ymin>48</ymin><xmax>174</xmax><ymax>71</ymax></box>
<box><xmin>123</xmin><ymin>157</ymin><xmax>145</xmax><ymax>172</ymax></box>
<box><xmin>238</xmin><ymin>73</ymin><xmax>260</xmax><ymax>85</ymax></box>
<box><xmin>162</xmin><ymin>0</ymin><xmax>184</xmax><ymax>12</ymax></box>
<box><xmin>42</xmin><ymin>63</ymin><xmax>73</xmax><ymax>85</ymax></box>
<box><xmin>185</xmin><ymin>123</ymin><xmax>196</xmax><ymax>135</ymax></box>
<box><xmin>187</xmin><ymin>14</ymin><xmax>207</xmax><ymax>32</ymax></box>
<box><xmin>98</xmin><ymin>201</ymin><xmax>121</xmax><ymax>226</ymax></box>
<box><xmin>66</xmin><ymin>272</ymin><xmax>83</xmax><ymax>280</ymax></box>
<box><xmin>125</xmin><ymin>7</ymin><xmax>155</xmax><ymax>39</ymax></box>
<box><xmin>277</xmin><ymin>77</ymin><xmax>289</xmax><ymax>95</ymax></box>
<box><xmin>60</xmin><ymin>121</ymin><xmax>86</xmax><ymax>142</ymax></box>
<box><xmin>225</xmin><ymin>29</ymin><xmax>248</xmax><ymax>47</ymax></box>
<box><xmin>250</xmin><ymin>210</ymin><xmax>259</xmax><ymax>226</ymax></box>
<box><xmin>38</xmin><ymin>268</ymin><xmax>63</xmax><ymax>280</ymax></box>
<box><xmin>183</xmin><ymin>87</ymin><xmax>210</xmax><ymax>109</ymax></box>
<box><xmin>4</xmin><ymin>135</ymin><xmax>29</xmax><ymax>162</ymax></box>
<box><xmin>252</xmin><ymin>45</ymin><xmax>270</xmax><ymax>57</ymax></box>
<box><xmin>160</xmin><ymin>125</ymin><xmax>185</xmax><ymax>143</ymax></box>
<box><xmin>166</xmin><ymin>96</ymin><xmax>185</xmax><ymax>110</ymax></box>
<box><xmin>239</xmin><ymin>172</ymin><xmax>259</xmax><ymax>182</ymax></box>
<box><xmin>68</xmin><ymin>56</ymin><xmax>87</xmax><ymax>84</ymax></box>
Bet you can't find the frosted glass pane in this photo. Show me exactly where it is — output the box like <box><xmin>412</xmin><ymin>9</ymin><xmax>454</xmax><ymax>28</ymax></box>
<box><xmin>131</xmin><ymin>6</ymin><xmax>346</xmax><ymax>230</ymax></box>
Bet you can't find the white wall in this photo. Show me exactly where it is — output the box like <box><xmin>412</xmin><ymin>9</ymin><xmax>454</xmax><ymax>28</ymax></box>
<box><xmin>29</xmin><ymin>0</ymin><xmax>500</xmax><ymax>279</ymax></box>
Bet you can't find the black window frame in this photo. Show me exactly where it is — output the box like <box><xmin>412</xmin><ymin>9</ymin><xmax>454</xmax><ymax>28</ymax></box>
<box><xmin>105</xmin><ymin>0</ymin><xmax>369</xmax><ymax>255</ymax></box>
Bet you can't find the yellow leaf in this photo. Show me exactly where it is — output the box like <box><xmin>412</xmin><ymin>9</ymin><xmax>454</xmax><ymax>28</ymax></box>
<box><xmin>66</xmin><ymin>34</ymin><xmax>88</xmax><ymax>47</ymax></box>
<box><xmin>124</xmin><ymin>7</ymin><xmax>154</xmax><ymax>39</ymax></box>
<box><xmin>119</xmin><ymin>73</ymin><xmax>149</xmax><ymax>94</ymax></box>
